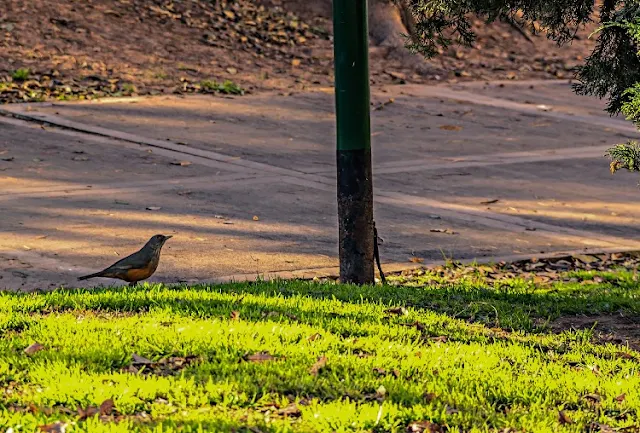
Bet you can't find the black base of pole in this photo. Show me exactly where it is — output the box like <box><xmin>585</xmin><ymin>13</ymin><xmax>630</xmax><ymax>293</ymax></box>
<box><xmin>337</xmin><ymin>148</ymin><xmax>374</xmax><ymax>284</ymax></box>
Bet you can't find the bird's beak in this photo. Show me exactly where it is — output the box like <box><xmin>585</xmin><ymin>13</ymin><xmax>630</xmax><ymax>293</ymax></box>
<box><xmin>164</xmin><ymin>235</ymin><xmax>173</xmax><ymax>240</ymax></box>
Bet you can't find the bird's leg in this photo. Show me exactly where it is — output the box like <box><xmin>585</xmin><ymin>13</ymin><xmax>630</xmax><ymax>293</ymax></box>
<box><xmin>129</xmin><ymin>281</ymin><xmax>137</xmax><ymax>288</ymax></box>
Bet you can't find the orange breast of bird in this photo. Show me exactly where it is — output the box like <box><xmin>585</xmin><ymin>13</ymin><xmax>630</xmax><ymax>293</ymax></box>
<box><xmin>123</xmin><ymin>265</ymin><xmax>156</xmax><ymax>282</ymax></box>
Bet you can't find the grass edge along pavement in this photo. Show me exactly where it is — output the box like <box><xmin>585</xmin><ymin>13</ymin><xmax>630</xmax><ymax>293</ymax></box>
<box><xmin>0</xmin><ymin>259</ymin><xmax>639</xmax><ymax>433</ymax></box>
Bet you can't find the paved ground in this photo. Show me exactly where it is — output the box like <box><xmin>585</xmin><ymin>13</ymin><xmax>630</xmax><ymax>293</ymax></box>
<box><xmin>1</xmin><ymin>79</ymin><xmax>640</xmax><ymax>290</ymax></box>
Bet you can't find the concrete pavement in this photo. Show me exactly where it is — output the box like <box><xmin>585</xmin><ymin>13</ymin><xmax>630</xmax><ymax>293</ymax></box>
<box><xmin>1</xmin><ymin>79</ymin><xmax>639</xmax><ymax>290</ymax></box>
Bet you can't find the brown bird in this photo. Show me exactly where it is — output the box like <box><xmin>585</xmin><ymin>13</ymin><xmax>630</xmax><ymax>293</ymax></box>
<box><xmin>78</xmin><ymin>234</ymin><xmax>172</xmax><ymax>286</ymax></box>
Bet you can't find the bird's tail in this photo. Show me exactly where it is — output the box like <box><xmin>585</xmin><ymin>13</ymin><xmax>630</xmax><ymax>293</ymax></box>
<box><xmin>78</xmin><ymin>271</ymin><xmax>105</xmax><ymax>281</ymax></box>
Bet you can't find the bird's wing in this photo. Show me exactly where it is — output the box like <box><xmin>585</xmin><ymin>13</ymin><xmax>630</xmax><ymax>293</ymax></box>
<box><xmin>103</xmin><ymin>250</ymin><xmax>149</xmax><ymax>272</ymax></box>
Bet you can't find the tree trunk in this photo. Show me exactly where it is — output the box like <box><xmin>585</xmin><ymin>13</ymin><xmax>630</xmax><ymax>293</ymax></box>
<box><xmin>368</xmin><ymin>0</ymin><xmax>432</xmax><ymax>75</ymax></box>
<box><xmin>267</xmin><ymin>0</ymin><xmax>432</xmax><ymax>75</ymax></box>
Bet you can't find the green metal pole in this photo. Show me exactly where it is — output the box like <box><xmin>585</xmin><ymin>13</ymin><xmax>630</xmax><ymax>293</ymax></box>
<box><xmin>332</xmin><ymin>0</ymin><xmax>374</xmax><ymax>284</ymax></box>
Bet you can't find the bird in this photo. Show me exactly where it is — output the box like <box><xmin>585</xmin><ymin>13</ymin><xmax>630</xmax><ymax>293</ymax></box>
<box><xmin>78</xmin><ymin>234</ymin><xmax>172</xmax><ymax>286</ymax></box>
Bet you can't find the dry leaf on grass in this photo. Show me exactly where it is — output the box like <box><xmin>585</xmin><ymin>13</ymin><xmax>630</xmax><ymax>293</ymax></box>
<box><xmin>385</xmin><ymin>307</ymin><xmax>408</xmax><ymax>316</ymax></box>
<box><xmin>445</xmin><ymin>405</ymin><xmax>459</xmax><ymax>415</ymax></box>
<box><xmin>230</xmin><ymin>310</ymin><xmax>240</xmax><ymax>320</ymax></box>
<box><xmin>615</xmin><ymin>393</ymin><xmax>626</xmax><ymax>403</ymax></box>
<box><xmin>99</xmin><ymin>398</ymin><xmax>115</xmax><ymax>416</ymax></box>
<box><xmin>583</xmin><ymin>393</ymin><xmax>602</xmax><ymax>404</ymax></box>
<box><xmin>307</xmin><ymin>333</ymin><xmax>321</xmax><ymax>341</ymax></box>
<box><xmin>423</xmin><ymin>392</ymin><xmax>437</xmax><ymax>402</ymax></box>
<box><xmin>24</xmin><ymin>343</ymin><xmax>44</xmax><ymax>355</ymax></box>
<box><xmin>277</xmin><ymin>403</ymin><xmax>301</xmax><ymax>417</ymax></box>
<box><xmin>309</xmin><ymin>355</ymin><xmax>327</xmax><ymax>376</ymax></box>
<box><xmin>132</xmin><ymin>353</ymin><xmax>154</xmax><ymax>365</ymax></box>
<box><xmin>77</xmin><ymin>405</ymin><xmax>98</xmax><ymax>420</ymax></box>
<box><xmin>38</xmin><ymin>422</ymin><xmax>67</xmax><ymax>433</ymax></box>
<box><xmin>407</xmin><ymin>420</ymin><xmax>443</xmax><ymax>432</ymax></box>
<box><xmin>244</xmin><ymin>352</ymin><xmax>277</xmax><ymax>363</ymax></box>
<box><xmin>558</xmin><ymin>410</ymin><xmax>573</xmax><ymax>424</ymax></box>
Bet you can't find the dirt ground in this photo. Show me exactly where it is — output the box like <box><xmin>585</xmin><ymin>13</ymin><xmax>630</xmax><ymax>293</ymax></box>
<box><xmin>553</xmin><ymin>315</ymin><xmax>640</xmax><ymax>352</ymax></box>
<box><xmin>1</xmin><ymin>0</ymin><xmax>598</xmax><ymax>103</ymax></box>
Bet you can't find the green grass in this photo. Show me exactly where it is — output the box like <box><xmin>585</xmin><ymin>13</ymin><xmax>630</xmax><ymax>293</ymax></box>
<box><xmin>200</xmin><ymin>79</ymin><xmax>244</xmax><ymax>95</ymax></box>
<box><xmin>11</xmin><ymin>68</ymin><xmax>30</xmax><ymax>81</ymax></box>
<box><xmin>0</xmin><ymin>272</ymin><xmax>638</xmax><ymax>432</ymax></box>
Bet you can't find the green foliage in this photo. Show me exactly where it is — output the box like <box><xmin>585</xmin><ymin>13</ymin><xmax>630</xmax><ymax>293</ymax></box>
<box><xmin>406</xmin><ymin>0</ymin><xmax>640</xmax><ymax>178</ymax></box>
<box><xmin>11</xmin><ymin>68</ymin><xmax>29</xmax><ymax>81</ymax></box>
<box><xmin>200</xmin><ymin>79</ymin><xmax>244</xmax><ymax>95</ymax></box>
<box><xmin>0</xmin><ymin>275</ymin><xmax>638</xmax><ymax>431</ymax></box>
<box><xmin>574</xmin><ymin>2</ymin><xmax>640</xmax><ymax>117</ymax></box>
<box><xmin>405</xmin><ymin>0</ymin><xmax>596</xmax><ymax>58</ymax></box>
<box><xmin>606</xmin><ymin>141</ymin><xmax>640</xmax><ymax>174</ymax></box>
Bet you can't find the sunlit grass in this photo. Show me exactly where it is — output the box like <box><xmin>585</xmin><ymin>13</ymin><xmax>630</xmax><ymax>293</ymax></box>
<box><xmin>0</xmin><ymin>274</ymin><xmax>638</xmax><ymax>432</ymax></box>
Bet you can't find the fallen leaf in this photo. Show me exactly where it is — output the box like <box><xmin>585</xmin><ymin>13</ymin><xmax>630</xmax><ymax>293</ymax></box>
<box><xmin>409</xmin><ymin>256</ymin><xmax>424</xmax><ymax>263</ymax></box>
<box><xmin>277</xmin><ymin>403</ymin><xmax>301</xmax><ymax>417</ymax></box>
<box><xmin>99</xmin><ymin>398</ymin><xmax>115</xmax><ymax>416</ymax></box>
<box><xmin>574</xmin><ymin>254</ymin><xmax>599</xmax><ymax>264</ymax></box>
<box><xmin>291</xmin><ymin>59</ymin><xmax>301</xmax><ymax>67</ymax></box>
<box><xmin>439</xmin><ymin>124</ymin><xmax>462</xmax><ymax>131</ymax></box>
<box><xmin>77</xmin><ymin>405</ymin><xmax>98</xmax><ymax>420</ymax></box>
<box><xmin>387</xmin><ymin>71</ymin><xmax>406</xmax><ymax>81</ymax></box>
<box><xmin>406</xmin><ymin>321</ymin><xmax>426</xmax><ymax>331</ymax></box>
<box><xmin>373</xmin><ymin>367</ymin><xmax>386</xmax><ymax>376</ymax></box>
<box><xmin>307</xmin><ymin>333</ymin><xmax>321</xmax><ymax>341</ymax></box>
<box><xmin>24</xmin><ymin>342</ymin><xmax>44</xmax><ymax>355</ymax></box>
<box><xmin>245</xmin><ymin>352</ymin><xmax>277</xmax><ymax>363</ymax></box>
<box><xmin>615</xmin><ymin>393</ymin><xmax>626</xmax><ymax>403</ymax></box>
<box><xmin>226</xmin><ymin>67</ymin><xmax>238</xmax><ymax>74</ymax></box>
<box><xmin>430</xmin><ymin>228</ymin><xmax>457</xmax><ymax>235</ymax></box>
<box><xmin>252</xmin><ymin>215</ymin><xmax>260</xmax><ymax>221</ymax></box>
<box><xmin>407</xmin><ymin>420</ymin><xmax>443</xmax><ymax>432</ymax></box>
<box><xmin>38</xmin><ymin>422</ymin><xmax>66</xmax><ymax>433</ymax></box>
<box><xmin>309</xmin><ymin>355</ymin><xmax>327</xmax><ymax>376</ymax></box>
<box><xmin>146</xmin><ymin>206</ymin><xmax>162</xmax><ymax>211</ymax></box>
<box><xmin>430</xmin><ymin>336</ymin><xmax>448</xmax><ymax>343</ymax></box>
<box><xmin>230</xmin><ymin>310</ymin><xmax>240</xmax><ymax>320</ymax></box>
<box><xmin>558</xmin><ymin>410</ymin><xmax>573</xmax><ymax>425</ymax></box>
<box><xmin>583</xmin><ymin>393</ymin><xmax>601</xmax><ymax>404</ymax></box>
<box><xmin>590</xmin><ymin>423</ymin><xmax>616</xmax><ymax>433</ymax></box>
<box><xmin>385</xmin><ymin>306</ymin><xmax>408</xmax><ymax>316</ymax></box>
<box><xmin>170</xmin><ymin>161</ymin><xmax>191</xmax><ymax>166</ymax></box>
<box><xmin>423</xmin><ymin>392</ymin><xmax>437</xmax><ymax>402</ymax></box>
<box><xmin>481</xmin><ymin>199</ymin><xmax>499</xmax><ymax>204</ymax></box>
<box><xmin>445</xmin><ymin>405</ymin><xmax>459</xmax><ymax>415</ymax></box>
<box><xmin>131</xmin><ymin>353</ymin><xmax>154</xmax><ymax>365</ymax></box>
<box><xmin>374</xmin><ymin>98</ymin><xmax>395</xmax><ymax>111</ymax></box>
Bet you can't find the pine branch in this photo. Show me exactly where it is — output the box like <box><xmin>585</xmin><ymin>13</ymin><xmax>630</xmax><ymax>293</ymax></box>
<box><xmin>606</xmin><ymin>141</ymin><xmax>640</xmax><ymax>174</ymax></box>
